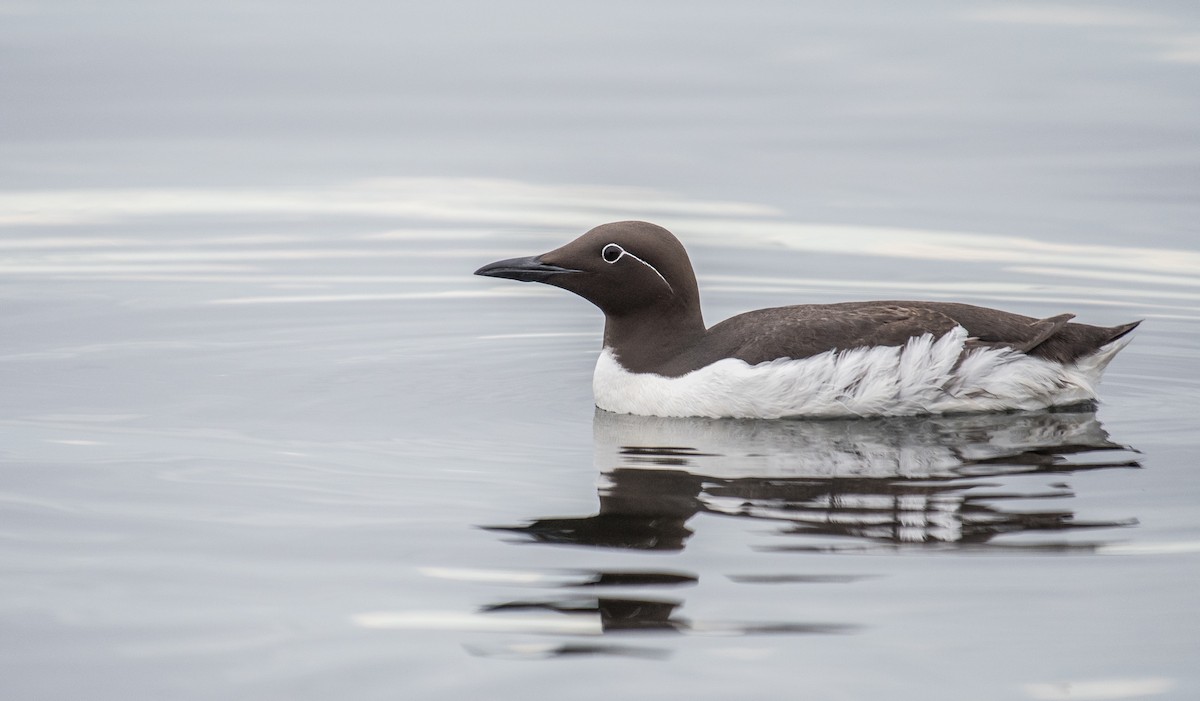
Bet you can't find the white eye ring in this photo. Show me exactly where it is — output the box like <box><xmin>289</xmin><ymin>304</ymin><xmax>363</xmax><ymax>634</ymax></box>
<box><xmin>597</xmin><ymin>242</ymin><xmax>673</xmax><ymax>293</ymax></box>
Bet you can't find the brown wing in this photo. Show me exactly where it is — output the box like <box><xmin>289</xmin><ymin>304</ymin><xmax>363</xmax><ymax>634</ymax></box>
<box><xmin>654</xmin><ymin>301</ymin><xmax>1138</xmax><ymax>376</ymax></box>
<box><xmin>699</xmin><ymin>302</ymin><xmax>1131</xmax><ymax>367</ymax></box>
<box><xmin>704</xmin><ymin>303</ymin><xmax>961</xmax><ymax>366</ymax></box>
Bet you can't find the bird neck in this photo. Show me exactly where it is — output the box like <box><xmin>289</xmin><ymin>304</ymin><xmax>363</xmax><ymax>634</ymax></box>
<box><xmin>601</xmin><ymin>302</ymin><xmax>707</xmax><ymax>375</ymax></box>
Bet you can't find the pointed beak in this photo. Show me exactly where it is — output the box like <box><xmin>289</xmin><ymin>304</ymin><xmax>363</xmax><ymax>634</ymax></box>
<box><xmin>474</xmin><ymin>255</ymin><xmax>582</xmax><ymax>283</ymax></box>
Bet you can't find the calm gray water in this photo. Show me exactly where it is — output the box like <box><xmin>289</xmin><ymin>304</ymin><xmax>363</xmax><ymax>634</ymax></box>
<box><xmin>3</xmin><ymin>3</ymin><xmax>1199</xmax><ymax>700</ymax></box>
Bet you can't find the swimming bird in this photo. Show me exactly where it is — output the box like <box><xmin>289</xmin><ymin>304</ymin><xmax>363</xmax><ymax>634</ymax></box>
<box><xmin>475</xmin><ymin>221</ymin><xmax>1139</xmax><ymax>419</ymax></box>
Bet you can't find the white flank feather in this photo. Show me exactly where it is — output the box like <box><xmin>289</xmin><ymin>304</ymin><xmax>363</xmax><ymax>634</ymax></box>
<box><xmin>592</xmin><ymin>326</ymin><xmax>1134</xmax><ymax>419</ymax></box>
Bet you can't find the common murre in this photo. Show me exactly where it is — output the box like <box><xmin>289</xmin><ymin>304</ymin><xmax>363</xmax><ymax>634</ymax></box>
<box><xmin>475</xmin><ymin>221</ymin><xmax>1140</xmax><ymax>419</ymax></box>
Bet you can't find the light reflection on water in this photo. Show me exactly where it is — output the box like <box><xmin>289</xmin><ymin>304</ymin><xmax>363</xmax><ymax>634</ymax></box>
<box><xmin>5</xmin><ymin>0</ymin><xmax>1200</xmax><ymax>694</ymax></box>
<box><xmin>1</xmin><ymin>182</ymin><xmax>1197</xmax><ymax>697</ymax></box>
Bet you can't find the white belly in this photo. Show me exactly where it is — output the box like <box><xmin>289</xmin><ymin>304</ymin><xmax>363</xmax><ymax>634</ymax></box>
<box><xmin>592</xmin><ymin>326</ymin><xmax>1130</xmax><ymax>419</ymax></box>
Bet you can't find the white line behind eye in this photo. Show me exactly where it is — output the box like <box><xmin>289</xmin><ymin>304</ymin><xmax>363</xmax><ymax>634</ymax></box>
<box><xmin>601</xmin><ymin>242</ymin><xmax>672</xmax><ymax>293</ymax></box>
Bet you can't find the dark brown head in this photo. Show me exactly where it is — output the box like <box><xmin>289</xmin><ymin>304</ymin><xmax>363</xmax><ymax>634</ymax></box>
<box><xmin>475</xmin><ymin>221</ymin><xmax>702</xmax><ymax>320</ymax></box>
<box><xmin>475</xmin><ymin>221</ymin><xmax>708</xmax><ymax>370</ymax></box>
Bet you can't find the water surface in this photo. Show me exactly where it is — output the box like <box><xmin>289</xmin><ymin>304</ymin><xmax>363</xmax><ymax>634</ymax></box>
<box><xmin>2</xmin><ymin>3</ymin><xmax>1200</xmax><ymax>700</ymax></box>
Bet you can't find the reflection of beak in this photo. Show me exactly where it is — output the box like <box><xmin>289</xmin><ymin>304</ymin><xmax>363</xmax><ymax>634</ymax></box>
<box><xmin>474</xmin><ymin>255</ymin><xmax>582</xmax><ymax>283</ymax></box>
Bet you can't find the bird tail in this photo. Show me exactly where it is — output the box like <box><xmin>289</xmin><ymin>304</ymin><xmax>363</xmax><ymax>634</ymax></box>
<box><xmin>1105</xmin><ymin>320</ymin><xmax>1142</xmax><ymax>344</ymax></box>
<box><xmin>1076</xmin><ymin>326</ymin><xmax>1138</xmax><ymax>379</ymax></box>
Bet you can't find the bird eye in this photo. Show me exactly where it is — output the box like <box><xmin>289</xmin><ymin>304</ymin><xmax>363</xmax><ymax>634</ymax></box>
<box><xmin>601</xmin><ymin>243</ymin><xmax>624</xmax><ymax>264</ymax></box>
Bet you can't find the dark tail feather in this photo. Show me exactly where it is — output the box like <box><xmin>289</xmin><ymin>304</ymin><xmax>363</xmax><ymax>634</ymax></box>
<box><xmin>1106</xmin><ymin>320</ymin><xmax>1142</xmax><ymax>344</ymax></box>
<box><xmin>1017</xmin><ymin>313</ymin><xmax>1075</xmax><ymax>353</ymax></box>
<box><xmin>1024</xmin><ymin>317</ymin><xmax>1140</xmax><ymax>363</ymax></box>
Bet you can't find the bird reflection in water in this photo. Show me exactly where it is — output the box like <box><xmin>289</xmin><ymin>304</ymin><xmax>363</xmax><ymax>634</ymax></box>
<box><xmin>458</xmin><ymin>577</ymin><xmax>856</xmax><ymax>660</ymax></box>
<box><xmin>487</xmin><ymin>406</ymin><xmax>1140</xmax><ymax>552</ymax></box>
<box><xmin>461</xmin><ymin>406</ymin><xmax>1139</xmax><ymax>658</ymax></box>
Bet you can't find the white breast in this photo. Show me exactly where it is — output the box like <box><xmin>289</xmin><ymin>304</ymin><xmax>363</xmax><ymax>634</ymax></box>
<box><xmin>592</xmin><ymin>326</ymin><xmax>1132</xmax><ymax>419</ymax></box>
